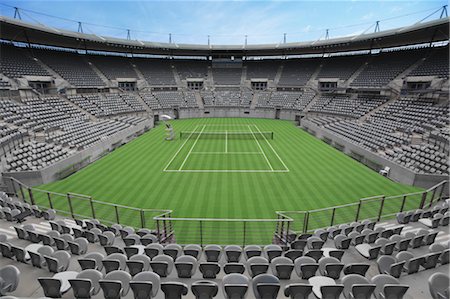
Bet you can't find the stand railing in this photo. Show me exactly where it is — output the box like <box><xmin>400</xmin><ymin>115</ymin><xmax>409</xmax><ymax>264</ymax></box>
<box><xmin>4</xmin><ymin>176</ymin><xmax>448</xmax><ymax>245</ymax></box>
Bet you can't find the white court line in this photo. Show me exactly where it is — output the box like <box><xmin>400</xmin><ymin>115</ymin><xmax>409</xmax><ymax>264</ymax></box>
<box><xmin>164</xmin><ymin>169</ymin><xmax>290</xmax><ymax>173</ymax></box>
<box><xmin>248</xmin><ymin>125</ymin><xmax>273</xmax><ymax>171</ymax></box>
<box><xmin>179</xmin><ymin>125</ymin><xmax>206</xmax><ymax>171</ymax></box>
<box><xmin>253</xmin><ymin>124</ymin><xmax>290</xmax><ymax>171</ymax></box>
<box><xmin>163</xmin><ymin>125</ymin><xmax>199</xmax><ymax>171</ymax></box>
<box><xmin>190</xmin><ymin>152</ymin><xmax>263</xmax><ymax>155</ymax></box>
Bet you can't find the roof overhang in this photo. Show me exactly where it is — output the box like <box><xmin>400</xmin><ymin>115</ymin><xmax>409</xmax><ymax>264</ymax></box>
<box><xmin>0</xmin><ymin>16</ymin><xmax>449</xmax><ymax>57</ymax></box>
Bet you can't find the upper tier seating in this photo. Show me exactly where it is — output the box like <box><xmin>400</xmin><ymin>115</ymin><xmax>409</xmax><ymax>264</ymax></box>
<box><xmin>36</xmin><ymin>49</ymin><xmax>105</xmax><ymax>87</ymax></box>
<box><xmin>317</xmin><ymin>55</ymin><xmax>366</xmax><ymax>80</ymax></box>
<box><xmin>134</xmin><ymin>59</ymin><xmax>176</xmax><ymax>85</ymax></box>
<box><xmin>246</xmin><ymin>60</ymin><xmax>280</xmax><ymax>80</ymax></box>
<box><xmin>90</xmin><ymin>55</ymin><xmax>138</xmax><ymax>80</ymax></box>
<box><xmin>0</xmin><ymin>44</ymin><xmax>49</xmax><ymax>78</ymax></box>
<box><xmin>175</xmin><ymin>60</ymin><xmax>209</xmax><ymax>80</ymax></box>
<box><xmin>278</xmin><ymin>59</ymin><xmax>319</xmax><ymax>87</ymax></box>
<box><xmin>351</xmin><ymin>50</ymin><xmax>422</xmax><ymax>88</ymax></box>
<box><xmin>212</xmin><ymin>68</ymin><xmax>242</xmax><ymax>85</ymax></box>
<box><xmin>409</xmin><ymin>47</ymin><xmax>449</xmax><ymax>78</ymax></box>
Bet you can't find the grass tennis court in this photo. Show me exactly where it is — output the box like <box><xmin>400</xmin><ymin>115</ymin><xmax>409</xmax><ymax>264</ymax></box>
<box><xmin>37</xmin><ymin>118</ymin><xmax>422</xmax><ymax>243</ymax></box>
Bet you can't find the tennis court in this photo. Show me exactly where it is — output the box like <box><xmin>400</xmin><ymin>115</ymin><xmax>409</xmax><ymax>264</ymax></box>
<box><xmin>164</xmin><ymin>124</ymin><xmax>289</xmax><ymax>172</ymax></box>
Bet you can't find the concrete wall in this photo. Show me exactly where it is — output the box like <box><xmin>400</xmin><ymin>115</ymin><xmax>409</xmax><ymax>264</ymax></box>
<box><xmin>301</xmin><ymin>119</ymin><xmax>449</xmax><ymax>189</ymax></box>
<box><xmin>4</xmin><ymin>119</ymin><xmax>153</xmax><ymax>187</ymax></box>
<box><xmin>153</xmin><ymin>107</ymin><xmax>300</xmax><ymax>121</ymax></box>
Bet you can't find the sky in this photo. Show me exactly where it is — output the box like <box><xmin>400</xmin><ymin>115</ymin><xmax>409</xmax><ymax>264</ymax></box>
<box><xmin>0</xmin><ymin>0</ymin><xmax>447</xmax><ymax>45</ymax></box>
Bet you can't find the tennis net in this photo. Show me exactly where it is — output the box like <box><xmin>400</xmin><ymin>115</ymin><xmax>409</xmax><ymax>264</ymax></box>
<box><xmin>180</xmin><ymin>131</ymin><xmax>274</xmax><ymax>140</ymax></box>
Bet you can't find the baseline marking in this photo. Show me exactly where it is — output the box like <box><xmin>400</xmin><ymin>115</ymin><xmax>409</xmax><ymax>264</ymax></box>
<box><xmin>163</xmin><ymin>125</ymin><xmax>199</xmax><ymax>171</ymax></box>
<box><xmin>191</xmin><ymin>152</ymin><xmax>262</xmax><ymax>155</ymax></box>
<box><xmin>248</xmin><ymin>125</ymin><xmax>273</xmax><ymax>171</ymax></box>
<box><xmin>178</xmin><ymin>125</ymin><xmax>206</xmax><ymax>171</ymax></box>
<box><xmin>253</xmin><ymin>124</ymin><xmax>290</xmax><ymax>171</ymax></box>
<box><xmin>164</xmin><ymin>169</ymin><xmax>290</xmax><ymax>173</ymax></box>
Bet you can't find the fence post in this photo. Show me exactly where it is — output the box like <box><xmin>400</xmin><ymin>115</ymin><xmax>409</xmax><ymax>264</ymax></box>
<box><xmin>115</xmin><ymin>205</ymin><xmax>120</xmax><ymax>224</ymax></box>
<box><xmin>140</xmin><ymin>210</ymin><xmax>145</xmax><ymax>228</ymax></box>
<box><xmin>242</xmin><ymin>221</ymin><xmax>246</xmax><ymax>247</ymax></box>
<box><xmin>355</xmin><ymin>200</ymin><xmax>362</xmax><ymax>222</ymax></box>
<box><xmin>67</xmin><ymin>194</ymin><xmax>74</xmax><ymax>218</ymax></box>
<box><xmin>400</xmin><ymin>195</ymin><xmax>406</xmax><ymax>212</ymax></box>
<box><xmin>279</xmin><ymin>216</ymin><xmax>285</xmax><ymax>242</ymax></box>
<box><xmin>330</xmin><ymin>208</ymin><xmax>336</xmax><ymax>226</ymax></box>
<box><xmin>419</xmin><ymin>192</ymin><xmax>427</xmax><ymax>209</ymax></box>
<box><xmin>47</xmin><ymin>192</ymin><xmax>53</xmax><ymax>209</ymax></box>
<box><xmin>28</xmin><ymin>188</ymin><xmax>35</xmax><ymax>205</ymax></box>
<box><xmin>163</xmin><ymin>214</ymin><xmax>167</xmax><ymax>241</ymax></box>
<box><xmin>90</xmin><ymin>198</ymin><xmax>96</xmax><ymax>219</ymax></box>
<box><xmin>10</xmin><ymin>179</ymin><xmax>18</xmax><ymax>197</ymax></box>
<box><xmin>377</xmin><ymin>196</ymin><xmax>385</xmax><ymax>222</ymax></box>
<box><xmin>156</xmin><ymin>219</ymin><xmax>161</xmax><ymax>243</ymax></box>
<box><xmin>303</xmin><ymin>212</ymin><xmax>309</xmax><ymax>233</ymax></box>
<box><xmin>285</xmin><ymin>220</ymin><xmax>290</xmax><ymax>246</ymax></box>
<box><xmin>19</xmin><ymin>184</ymin><xmax>25</xmax><ymax>200</ymax></box>
<box><xmin>199</xmin><ymin>221</ymin><xmax>203</xmax><ymax>247</ymax></box>
<box><xmin>438</xmin><ymin>182</ymin><xmax>446</xmax><ymax>202</ymax></box>
<box><xmin>429</xmin><ymin>186</ymin><xmax>438</xmax><ymax>208</ymax></box>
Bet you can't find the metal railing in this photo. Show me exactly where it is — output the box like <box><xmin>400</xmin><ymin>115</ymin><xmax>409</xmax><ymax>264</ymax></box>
<box><xmin>4</xmin><ymin>176</ymin><xmax>448</xmax><ymax>245</ymax></box>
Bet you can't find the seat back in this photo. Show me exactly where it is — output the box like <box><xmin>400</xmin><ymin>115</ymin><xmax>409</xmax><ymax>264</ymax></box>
<box><xmin>38</xmin><ymin>278</ymin><xmax>62</xmax><ymax>298</ymax></box>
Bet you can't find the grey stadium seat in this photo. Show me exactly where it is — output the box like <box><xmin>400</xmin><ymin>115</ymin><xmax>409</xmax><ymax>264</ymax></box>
<box><xmin>161</xmin><ymin>282</ymin><xmax>188</xmax><ymax>299</ymax></box>
<box><xmin>192</xmin><ymin>280</ymin><xmax>219</xmax><ymax>299</ymax></box>
<box><xmin>246</xmin><ymin>256</ymin><xmax>269</xmax><ymax>277</ymax></box>
<box><xmin>341</xmin><ymin>274</ymin><xmax>376</xmax><ymax>299</ymax></box>
<box><xmin>0</xmin><ymin>266</ymin><xmax>20</xmax><ymax>296</ymax></box>
<box><xmin>175</xmin><ymin>255</ymin><xmax>198</xmax><ymax>278</ymax></box>
<box><xmin>223</xmin><ymin>273</ymin><xmax>250</xmax><ymax>299</ymax></box>
<box><xmin>204</xmin><ymin>244</ymin><xmax>222</xmax><ymax>262</ymax></box>
<box><xmin>371</xmin><ymin>274</ymin><xmax>409</xmax><ymax>299</ymax></box>
<box><xmin>284</xmin><ymin>283</ymin><xmax>313</xmax><ymax>299</ymax></box>
<box><xmin>69</xmin><ymin>269</ymin><xmax>103</xmax><ymax>299</ymax></box>
<box><xmin>270</xmin><ymin>256</ymin><xmax>294</xmax><ymax>280</ymax></box>
<box><xmin>99</xmin><ymin>270</ymin><xmax>132</xmax><ymax>299</ymax></box>
<box><xmin>294</xmin><ymin>256</ymin><xmax>318</xmax><ymax>279</ymax></box>
<box><xmin>428</xmin><ymin>273</ymin><xmax>450</xmax><ymax>299</ymax></box>
<box><xmin>130</xmin><ymin>271</ymin><xmax>160</xmax><ymax>299</ymax></box>
<box><xmin>252</xmin><ymin>273</ymin><xmax>280</xmax><ymax>299</ymax></box>
<box><xmin>150</xmin><ymin>254</ymin><xmax>174</xmax><ymax>277</ymax></box>
<box><xmin>318</xmin><ymin>256</ymin><xmax>344</xmax><ymax>280</ymax></box>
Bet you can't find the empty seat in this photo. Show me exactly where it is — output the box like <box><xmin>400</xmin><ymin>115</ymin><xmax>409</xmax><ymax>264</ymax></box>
<box><xmin>395</xmin><ymin>251</ymin><xmax>424</xmax><ymax>274</ymax></box>
<box><xmin>428</xmin><ymin>273</ymin><xmax>449</xmax><ymax>299</ymax></box>
<box><xmin>270</xmin><ymin>256</ymin><xmax>294</xmax><ymax>279</ymax></box>
<box><xmin>223</xmin><ymin>273</ymin><xmax>250</xmax><ymax>299</ymax></box>
<box><xmin>371</xmin><ymin>274</ymin><xmax>409</xmax><ymax>299</ymax></box>
<box><xmin>294</xmin><ymin>256</ymin><xmax>318</xmax><ymax>279</ymax></box>
<box><xmin>102</xmin><ymin>253</ymin><xmax>127</xmax><ymax>273</ymax></box>
<box><xmin>99</xmin><ymin>270</ymin><xmax>132</xmax><ymax>299</ymax></box>
<box><xmin>247</xmin><ymin>256</ymin><xmax>269</xmax><ymax>277</ymax></box>
<box><xmin>175</xmin><ymin>255</ymin><xmax>198</xmax><ymax>278</ymax></box>
<box><xmin>127</xmin><ymin>254</ymin><xmax>151</xmax><ymax>276</ymax></box>
<box><xmin>150</xmin><ymin>254</ymin><xmax>174</xmax><ymax>277</ymax></box>
<box><xmin>192</xmin><ymin>280</ymin><xmax>218</xmax><ymax>299</ymax></box>
<box><xmin>377</xmin><ymin>255</ymin><xmax>405</xmax><ymax>278</ymax></box>
<box><xmin>264</xmin><ymin>244</ymin><xmax>282</xmax><ymax>262</ymax></box>
<box><xmin>0</xmin><ymin>266</ymin><xmax>20</xmax><ymax>296</ymax></box>
<box><xmin>199</xmin><ymin>262</ymin><xmax>221</xmax><ymax>279</ymax></box>
<box><xmin>204</xmin><ymin>244</ymin><xmax>222</xmax><ymax>262</ymax></box>
<box><xmin>318</xmin><ymin>257</ymin><xmax>344</xmax><ymax>279</ymax></box>
<box><xmin>69</xmin><ymin>269</ymin><xmax>103</xmax><ymax>299</ymax></box>
<box><xmin>252</xmin><ymin>273</ymin><xmax>280</xmax><ymax>299</ymax></box>
<box><xmin>130</xmin><ymin>271</ymin><xmax>160</xmax><ymax>299</ymax></box>
<box><xmin>183</xmin><ymin>244</ymin><xmax>202</xmax><ymax>260</ymax></box>
<box><xmin>284</xmin><ymin>283</ymin><xmax>313</xmax><ymax>299</ymax></box>
<box><xmin>78</xmin><ymin>252</ymin><xmax>104</xmax><ymax>271</ymax></box>
<box><xmin>342</xmin><ymin>274</ymin><xmax>376</xmax><ymax>299</ymax></box>
<box><xmin>161</xmin><ymin>282</ymin><xmax>188</xmax><ymax>299</ymax></box>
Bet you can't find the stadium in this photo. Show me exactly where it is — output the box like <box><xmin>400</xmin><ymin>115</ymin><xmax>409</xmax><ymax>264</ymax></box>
<box><xmin>0</xmin><ymin>1</ymin><xmax>448</xmax><ymax>298</ymax></box>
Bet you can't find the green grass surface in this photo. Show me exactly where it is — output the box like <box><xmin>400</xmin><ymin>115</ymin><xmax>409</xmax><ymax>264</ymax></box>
<box><xmin>36</xmin><ymin>118</ymin><xmax>422</xmax><ymax>244</ymax></box>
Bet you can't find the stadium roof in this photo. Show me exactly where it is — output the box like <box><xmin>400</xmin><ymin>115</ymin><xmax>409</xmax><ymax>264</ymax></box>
<box><xmin>0</xmin><ymin>16</ymin><xmax>449</xmax><ymax>57</ymax></box>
